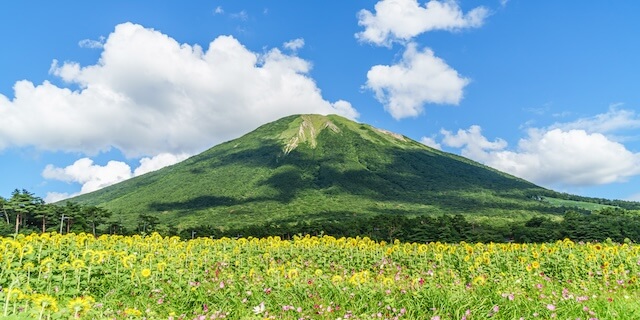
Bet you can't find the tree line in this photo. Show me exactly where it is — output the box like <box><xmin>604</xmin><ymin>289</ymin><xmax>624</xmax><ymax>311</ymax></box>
<box><xmin>0</xmin><ymin>189</ymin><xmax>167</xmax><ymax>236</ymax></box>
<box><xmin>0</xmin><ymin>189</ymin><xmax>114</xmax><ymax>236</ymax></box>
<box><xmin>532</xmin><ymin>190</ymin><xmax>640</xmax><ymax>210</ymax></box>
<box><xmin>185</xmin><ymin>207</ymin><xmax>640</xmax><ymax>244</ymax></box>
<box><xmin>2</xmin><ymin>189</ymin><xmax>639</xmax><ymax>243</ymax></box>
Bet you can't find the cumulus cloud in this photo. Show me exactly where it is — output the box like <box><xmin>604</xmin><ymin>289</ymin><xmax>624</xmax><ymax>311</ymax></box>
<box><xmin>42</xmin><ymin>153</ymin><xmax>190</xmax><ymax>203</ymax></box>
<box><xmin>420</xmin><ymin>136</ymin><xmax>441</xmax><ymax>150</ymax></box>
<box><xmin>44</xmin><ymin>192</ymin><xmax>76</xmax><ymax>204</ymax></box>
<box><xmin>441</xmin><ymin>125</ymin><xmax>506</xmax><ymax>160</ymax></box>
<box><xmin>486</xmin><ymin>129</ymin><xmax>640</xmax><ymax>186</ymax></box>
<box><xmin>549</xmin><ymin>107</ymin><xmax>640</xmax><ymax>136</ymax></box>
<box><xmin>0</xmin><ymin>22</ymin><xmax>358</xmax><ymax>157</ymax></box>
<box><xmin>365</xmin><ymin>43</ymin><xmax>469</xmax><ymax>119</ymax></box>
<box><xmin>438</xmin><ymin>117</ymin><xmax>640</xmax><ymax>188</ymax></box>
<box><xmin>356</xmin><ymin>0</ymin><xmax>489</xmax><ymax>46</ymax></box>
<box><xmin>42</xmin><ymin>158</ymin><xmax>133</xmax><ymax>196</ymax></box>
<box><xmin>283</xmin><ymin>38</ymin><xmax>305</xmax><ymax>51</ymax></box>
<box><xmin>133</xmin><ymin>153</ymin><xmax>190</xmax><ymax>176</ymax></box>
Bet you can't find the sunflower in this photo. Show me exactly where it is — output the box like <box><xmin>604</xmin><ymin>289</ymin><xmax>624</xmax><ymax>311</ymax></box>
<box><xmin>90</xmin><ymin>252</ymin><xmax>105</xmax><ymax>265</ymax></box>
<box><xmin>141</xmin><ymin>268</ymin><xmax>152</xmax><ymax>278</ymax></box>
<box><xmin>156</xmin><ymin>262</ymin><xmax>167</xmax><ymax>272</ymax></box>
<box><xmin>68</xmin><ymin>296</ymin><xmax>95</xmax><ymax>316</ymax></box>
<box><xmin>23</xmin><ymin>262</ymin><xmax>35</xmax><ymax>272</ymax></box>
<box><xmin>71</xmin><ymin>259</ymin><xmax>85</xmax><ymax>270</ymax></box>
<box><xmin>32</xmin><ymin>293</ymin><xmax>59</xmax><ymax>313</ymax></box>
<box><xmin>124</xmin><ymin>308</ymin><xmax>142</xmax><ymax>316</ymax></box>
<box><xmin>287</xmin><ymin>268</ymin><xmax>299</xmax><ymax>279</ymax></box>
<box><xmin>472</xmin><ymin>276</ymin><xmax>486</xmax><ymax>286</ymax></box>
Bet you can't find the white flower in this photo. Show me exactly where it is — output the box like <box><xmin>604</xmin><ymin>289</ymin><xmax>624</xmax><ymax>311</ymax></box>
<box><xmin>253</xmin><ymin>302</ymin><xmax>265</xmax><ymax>314</ymax></box>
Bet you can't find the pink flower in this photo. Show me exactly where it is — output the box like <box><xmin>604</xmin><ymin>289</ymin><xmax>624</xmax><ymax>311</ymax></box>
<box><xmin>431</xmin><ymin>316</ymin><xmax>440</xmax><ymax>320</ymax></box>
<box><xmin>488</xmin><ymin>305</ymin><xmax>499</xmax><ymax>317</ymax></box>
<box><xmin>547</xmin><ymin>304</ymin><xmax>556</xmax><ymax>311</ymax></box>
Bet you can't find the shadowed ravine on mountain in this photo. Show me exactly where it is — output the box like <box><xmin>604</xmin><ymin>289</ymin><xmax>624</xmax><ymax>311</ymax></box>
<box><xmin>69</xmin><ymin>114</ymin><xmax>572</xmax><ymax>230</ymax></box>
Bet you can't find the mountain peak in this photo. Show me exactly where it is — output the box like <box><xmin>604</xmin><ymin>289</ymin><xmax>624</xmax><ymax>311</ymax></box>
<box><xmin>281</xmin><ymin>114</ymin><xmax>341</xmax><ymax>154</ymax></box>
<box><xmin>70</xmin><ymin>113</ymin><xmax>550</xmax><ymax>231</ymax></box>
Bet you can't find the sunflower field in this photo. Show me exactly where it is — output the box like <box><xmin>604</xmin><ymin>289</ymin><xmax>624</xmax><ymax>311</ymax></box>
<box><xmin>1</xmin><ymin>233</ymin><xmax>640</xmax><ymax>319</ymax></box>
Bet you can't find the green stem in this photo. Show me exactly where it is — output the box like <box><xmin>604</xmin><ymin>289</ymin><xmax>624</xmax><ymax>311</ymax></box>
<box><xmin>3</xmin><ymin>277</ymin><xmax>19</xmax><ymax>317</ymax></box>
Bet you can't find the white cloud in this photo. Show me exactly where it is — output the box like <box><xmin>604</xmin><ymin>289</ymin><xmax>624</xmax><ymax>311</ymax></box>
<box><xmin>44</xmin><ymin>192</ymin><xmax>74</xmax><ymax>204</ymax></box>
<box><xmin>420</xmin><ymin>136</ymin><xmax>441</xmax><ymax>150</ymax></box>
<box><xmin>356</xmin><ymin>0</ymin><xmax>489</xmax><ymax>46</ymax></box>
<box><xmin>365</xmin><ymin>43</ymin><xmax>469</xmax><ymax>119</ymax></box>
<box><xmin>549</xmin><ymin>107</ymin><xmax>640</xmax><ymax>135</ymax></box>
<box><xmin>439</xmin><ymin>125</ymin><xmax>640</xmax><ymax>187</ymax></box>
<box><xmin>283</xmin><ymin>38</ymin><xmax>305</xmax><ymax>51</ymax></box>
<box><xmin>42</xmin><ymin>152</ymin><xmax>189</xmax><ymax>202</ymax></box>
<box><xmin>489</xmin><ymin>129</ymin><xmax>640</xmax><ymax>186</ymax></box>
<box><xmin>441</xmin><ymin>125</ymin><xmax>506</xmax><ymax>160</ymax></box>
<box><xmin>78</xmin><ymin>36</ymin><xmax>105</xmax><ymax>49</ymax></box>
<box><xmin>214</xmin><ymin>6</ymin><xmax>224</xmax><ymax>14</ymax></box>
<box><xmin>43</xmin><ymin>158</ymin><xmax>133</xmax><ymax>195</ymax></box>
<box><xmin>134</xmin><ymin>153</ymin><xmax>190</xmax><ymax>176</ymax></box>
<box><xmin>0</xmin><ymin>22</ymin><xmax>358</xmax><ymax>157</ymax></box>
<box><xmin>331</xmin><ymin>100</ymin><xmax>359</xmax><ymax>121</ymax></box>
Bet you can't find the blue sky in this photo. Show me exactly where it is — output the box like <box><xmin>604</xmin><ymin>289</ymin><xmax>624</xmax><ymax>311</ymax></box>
<box><xmin>1</xmin><ymin>1</ymin><xmax>640</xmax><ymax>202</ymax></box>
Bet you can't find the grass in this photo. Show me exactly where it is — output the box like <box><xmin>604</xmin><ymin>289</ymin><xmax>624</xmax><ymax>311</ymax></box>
<box><xmin>2</xmin><ymin>232</ymin><xmax>639</xmax><ymax>319</ymax></box>
<box><xmin>543</xmin><ymin>197</ymin><xmax>616</xmax><ymax>210</ymax></box>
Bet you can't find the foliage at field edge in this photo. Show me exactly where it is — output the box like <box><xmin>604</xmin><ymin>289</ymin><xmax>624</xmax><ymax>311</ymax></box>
<box><xmin>2</xmin><ymin>232</ymin><xmax>640</xmax><ymax>319</ymax></box>
<box><xmin>3</xmin><ymin>189</ymin><xmax>640</xmax><ymax>244</ymax></box>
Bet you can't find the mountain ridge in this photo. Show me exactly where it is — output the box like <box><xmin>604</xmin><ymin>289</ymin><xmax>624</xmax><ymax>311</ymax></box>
<box><xmin>70</xmin><ymin>114</ymin><xmax>559</xmax><ymax>231</ymax></box>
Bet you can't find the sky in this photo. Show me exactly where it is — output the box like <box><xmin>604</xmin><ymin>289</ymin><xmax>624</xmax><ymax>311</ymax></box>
<box><xmin>1</xmin><ymin>0</ymin><xmax>640</xmax><ymax>203</ymax></box>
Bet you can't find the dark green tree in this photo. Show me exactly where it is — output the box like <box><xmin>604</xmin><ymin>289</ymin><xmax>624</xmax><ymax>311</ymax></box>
<box><xmin>32</xmin><ymin>203</ymin><xmax>57</xmax><ymax>233</ymax></box>
<box><xmin>0</xmin><ymin>196</ymin><xmax>9</xmax><ymax>224</ymax></box>
<box><xmin>137</xmin><ymin>213</ymin><xmax>160</xmax><ymax>233</ymax></box>
<box><xmin>8</xmin><ymin>189</ymin><xmax>42</xmax><ymax>235</ymax></box>
<box><xmin>84</xmin><ymin>206</ymin><xmax>112</xmax><ymax>236</ymax></box>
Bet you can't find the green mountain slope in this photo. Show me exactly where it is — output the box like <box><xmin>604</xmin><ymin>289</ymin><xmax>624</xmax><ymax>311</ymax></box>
<box><xmin>70</xmin><ymin>114</ymin><xmax>557</xmax><ymax>230</ymax></box>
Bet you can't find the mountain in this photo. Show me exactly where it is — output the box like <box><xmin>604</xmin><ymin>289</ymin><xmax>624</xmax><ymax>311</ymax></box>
<box><xmin>70</xmin><ymin>114</ymin><xmax>559</xmax><ymax>231</ymax></box>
